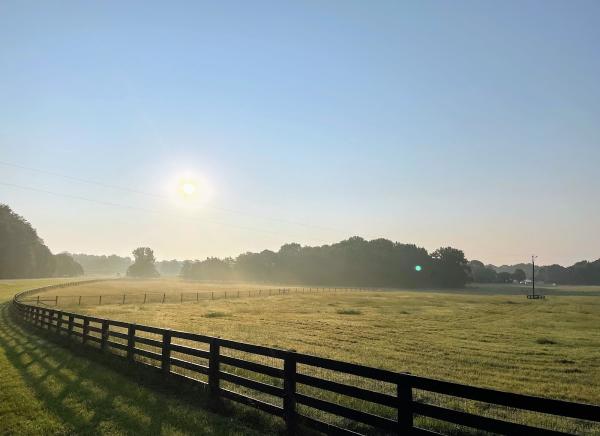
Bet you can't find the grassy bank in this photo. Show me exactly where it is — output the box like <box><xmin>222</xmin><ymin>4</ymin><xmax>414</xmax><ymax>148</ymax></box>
<box><xmin>0</xmin><ymin>279</ymin><xmax>273</xmax><ymax>435</ymax></box>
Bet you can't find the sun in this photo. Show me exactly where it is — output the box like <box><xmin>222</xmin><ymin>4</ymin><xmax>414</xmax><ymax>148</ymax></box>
<box><xmin>171</xmin><ymin>172</ymin><xmax>213</xmax><ymax>206</ymax></box>
<box><xmin>181</xmin><ymin>182</ymin><xmax>196</xmax><ymax>196</ymax></box>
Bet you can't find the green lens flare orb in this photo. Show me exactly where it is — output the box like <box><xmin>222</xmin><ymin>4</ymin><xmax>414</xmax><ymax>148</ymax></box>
<box><xmin>415</xmin><ymin>265</ymin><xmax>422</xmax><ymax>272</ymax></box>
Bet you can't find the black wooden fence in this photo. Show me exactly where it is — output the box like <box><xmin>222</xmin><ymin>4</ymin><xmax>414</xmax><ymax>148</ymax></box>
<box><xmin>11</xmin><ymin>285</ymin><xmax>600</xmax><ymax>435</ymax></box>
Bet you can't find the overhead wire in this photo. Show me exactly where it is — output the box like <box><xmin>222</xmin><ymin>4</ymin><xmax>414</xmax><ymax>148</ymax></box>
<box><xmin>0</xmin><ymin>160</ymin><xmax>338</xmax><ymax>232</ymax></box>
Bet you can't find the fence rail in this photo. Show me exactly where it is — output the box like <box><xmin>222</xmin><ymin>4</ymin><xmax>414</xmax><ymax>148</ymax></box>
<box><xmin>11</xmin><ymin>284</ymin><xmax>600</xmax><ymax>435</ymax></box>
<box><xmin>18</xmin><ymin>286</ymin><xmax>356</xmax><ymax>307</ymax></box>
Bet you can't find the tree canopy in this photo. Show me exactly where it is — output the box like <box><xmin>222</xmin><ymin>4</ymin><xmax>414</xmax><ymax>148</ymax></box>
<box><xmin>126</xmin><ymin>247</ymin><xmax>160</xmax><ymax>278</ymax></box>
<box><xmin>0</xmin><ymin>204</ymin><xmax>83</xmax><ymax>278</ymax></box>
<box><xmin>180</xmin><ymin>237</ymin><xmax>470</xmax><ymax>288</ymax></box>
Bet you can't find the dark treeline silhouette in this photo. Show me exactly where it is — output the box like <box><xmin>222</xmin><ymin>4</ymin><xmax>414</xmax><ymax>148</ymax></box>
<box><xmin>484</xmin><ymin>260</ymin><xmax>600</xmax><ymax>285</ymax></box>
<box><xmin>537</xmin><ymin>261</ymin><xmax>600</xmax><ymax>285</ymax></box>
<box><xmin>469</xmin><ymin>260</ymin><xmax>526</xmax><ymax>284</ymax></box>
<box><xmin>0</xmin><ymin>204</ymin><xmax>83</xmax><ymax>278</ymax></box>
<box><xmin>487</xmin><ymin>263</ymin><xmax>540</xmax><ymax>280</ymax></box>
<box><xmin>180</xmin><ymin>237</ymin><xmax>471</xmax><ymax>288</ymax></box>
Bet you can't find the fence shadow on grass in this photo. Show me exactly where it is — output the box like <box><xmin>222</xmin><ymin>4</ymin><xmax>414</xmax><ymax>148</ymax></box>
<box><xmin>0</xmin><ymin>303</ymin><xmax>278</xmax><ymax>436</ymax></box>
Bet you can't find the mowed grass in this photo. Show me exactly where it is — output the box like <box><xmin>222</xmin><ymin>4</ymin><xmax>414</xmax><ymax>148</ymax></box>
<box><xmin>47</xmin><ymin>279</ymin><xmax>600</xmax><ymax>403</ymax></box>
<box><xmin>0</xmin><ymin>279</ymin><xmax>275</xmax><ymax>435</ymax></box>
<box><xmin>43</xmin><ymin>279</ymin><xmax>600</xmax><ymax>434</ymax></box>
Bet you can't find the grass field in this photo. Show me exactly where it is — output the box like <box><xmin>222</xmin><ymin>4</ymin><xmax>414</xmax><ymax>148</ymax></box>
<box><xmin>0</xmin><ymin>278</ymin><xmax>276</xmax><ymax>435</ymax></box>
<box><xmin>32</xmin><ymin>278</ymin><xmax>600</xmax><ymax>434</ymax></box>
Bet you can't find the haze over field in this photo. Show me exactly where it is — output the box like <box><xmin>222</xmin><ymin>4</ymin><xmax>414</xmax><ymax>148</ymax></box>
<box><xmin>1</xmin><ymin>1</ymin><xmax>600</xmax><ymax>266</ymax></box>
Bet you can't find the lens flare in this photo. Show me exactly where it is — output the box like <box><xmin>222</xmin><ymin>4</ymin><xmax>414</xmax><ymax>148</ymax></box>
<box><xmin>415</xmin><ymin>265</ymin><xmax>422</xmax><ymax>272</ymax></box>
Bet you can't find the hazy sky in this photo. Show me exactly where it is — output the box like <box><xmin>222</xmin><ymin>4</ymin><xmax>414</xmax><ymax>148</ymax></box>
<box><xmin>1</xmin><ymin>1</ymin><xmax>599</xmax><ymax>265</ymax></box>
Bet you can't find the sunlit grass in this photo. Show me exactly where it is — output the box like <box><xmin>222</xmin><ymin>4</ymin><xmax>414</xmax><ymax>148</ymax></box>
<box><xmin>0</xmin><ymin>279</ymin><xmax>274</xmax><ymax>435</ymax></box>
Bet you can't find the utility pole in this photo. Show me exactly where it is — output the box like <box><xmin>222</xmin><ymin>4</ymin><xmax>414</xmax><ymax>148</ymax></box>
<box><xmin>532</xmin><ymin>255</ymin><xmax>537</xmax><ymax>298</ymax></box>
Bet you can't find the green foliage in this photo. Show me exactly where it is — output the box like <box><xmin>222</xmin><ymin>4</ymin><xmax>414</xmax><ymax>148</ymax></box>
<box><xmin>70</xmin><ymin>253</ymin><xmax>131</xmax><ymax>276</ymax></box>
<box><xmin>537</xmin><ymin>261</ymin><xmax>600</xmax><ymax>285</ymax></box>
<box><xmin>430</xmin><ymin>247</ymin><xmax>470</xmax><ymax>288</ymax></box>
<box><xmin>126</xmin><ymin>247</ymin><xmax>159</xmax><ymax>278</ymax></box>
<box><xmin>53</xmin><ymin>253</ymin><xmax>84</xmax><ymax>277</ymax></box>
<box><xmin>181</xmin><ymin>237</ymin><xmax>468</xmax><ymax>288</ymax></box>
<box><xmin>512</xmin><ymin>268</ymin><xmax>527</xmax><ymax>282</ymax></box>
<box><xmin>0</xmin><ymin>204</ymin><xmax>55</xmax><ymax>278</ymax></box>
<box><xmin>156</xmin><ymin>259</ymin><xmax>184</xmax><ymax>276</ymax></box>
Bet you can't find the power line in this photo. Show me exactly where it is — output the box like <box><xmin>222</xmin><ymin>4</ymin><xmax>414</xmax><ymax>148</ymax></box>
<box><xmin>0</xmin><ymin>160</ymin><xmax>337</xmax><ymax>232</ymax></box>
<box><xmin>0</xmin><ymin>181</ymin><xmax>334</xmax><ymax>243</ymax></box>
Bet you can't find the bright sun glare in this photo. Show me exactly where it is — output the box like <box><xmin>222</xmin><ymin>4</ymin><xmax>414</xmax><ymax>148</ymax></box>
<box><xmin>172</xmin><ymin>172</ymin><xmax>213</xmax><ymax>206</ymax></box>
<box><xmin>181</xmin><ymin>182</ymin><xmax>196</xmax><ymax>195</ymax></box>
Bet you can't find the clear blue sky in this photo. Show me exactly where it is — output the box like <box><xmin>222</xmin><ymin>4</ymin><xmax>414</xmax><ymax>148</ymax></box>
<box><xmin>1</xmin><ymin>1</ymin><xmax>599</xmax><ymax>265</ymax></box>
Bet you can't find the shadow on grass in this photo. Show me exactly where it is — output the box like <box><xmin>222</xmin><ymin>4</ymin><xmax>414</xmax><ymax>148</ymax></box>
<box><xmin>0</xmin><ymin>303</ymin><xmax>280</xmax><ymax>435</ymax></box>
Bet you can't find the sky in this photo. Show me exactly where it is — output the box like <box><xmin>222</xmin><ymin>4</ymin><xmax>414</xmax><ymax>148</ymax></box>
<box><xmin>1</xmin><ymin>1</ymin><xmax>599</xmax><ymax>266</ymax></box>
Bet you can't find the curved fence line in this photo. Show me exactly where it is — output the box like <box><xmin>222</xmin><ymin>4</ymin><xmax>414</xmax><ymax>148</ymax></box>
<box><xmin>11</xmin><ymin>284</ymin><xmax>600</xmax><ymax>435</ymax></box>
<box><xmin>19</xmin><ymin>286</ymin><xmax>353</xmax><ymax>307</ymax></box>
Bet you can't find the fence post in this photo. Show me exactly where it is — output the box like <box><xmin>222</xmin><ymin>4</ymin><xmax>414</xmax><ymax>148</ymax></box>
<box><xmin>143</xmin><ymin>293</ymin><xmax>147</xmax><ymax>304</ymax></box>
<box><xmin>127</xmin><ymin>324</ymin><xmax>136</xmax><ymax>362</ymax></box>
<box><xmin>162</xmin><ymin>293</ymin><xmax>166</xmax><ymax>304</ymax></box>
<box><xmin>162</xmin><ymin>330</ymin><xmax>172</xmax><ymax>375</ymax></box>
<box><xmin>284</xmin><ymin>353</ymin><xmax>298</xmax><ymax>435</ymax></box>
<box><xmin>99</xmin><ymin>295</ymin><xmax>102</xmax><ymax>305</ymax></box>
<box><xmin>209</xmin><ymin>339</ymin><xmax>221</xmax><ymax>402</ymax></box>
<box><xmin>56</xmin><ymin>312</ymin><xmax>63</xmax><ymax>334</ymax></box>
<box><xmin>397</xmin><ymin>373</ymin><xmax>413</xmax><ymax>433</ymax></box>
<box><xmin>37</xmin><ymin>295</ymin><xmax>40</xmax><ymax>305</ymax></box>
<box><xmin>122</xmin><ymin>294</ymin><xmax>126</xmax><ymax>305</ymax></box>
<box><xmin>68</xmin><ymin>315</ymin><xmax>74</xmax><ymax>338</ymax></box>
<box><xmin>79</xmin><ymin>295</ymin><xmax>82</xmax><ymax>305</ymax></box>
<box><xmin>55</xmin><ymin>296</ymin><xmax>58</xmax><ymax>306</ymax></box>
<box><xmin>101</xmin><ymin>320</ymin><xmax>109</xmax><ymax>351</ymax></box>
<box><xmin>82</xmin><ymin>318</ymin><xmax>90</xmax><ymax>344</ymax></box>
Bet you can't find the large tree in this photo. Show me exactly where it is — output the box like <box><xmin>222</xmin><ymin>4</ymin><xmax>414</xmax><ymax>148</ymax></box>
<box><xmin>431</xmin><ymin>247</ymin><xmax>470</xmax><ymax>288</ymax></box>
<box><xmin>126</xmin><ymin>247</ymin><xmax>160</xmax><ymax>278</ymax></box>
<box><xmin>0</xmin><ymin>204</ymin><xmax>56</xmax><ymax>278</ymax></box>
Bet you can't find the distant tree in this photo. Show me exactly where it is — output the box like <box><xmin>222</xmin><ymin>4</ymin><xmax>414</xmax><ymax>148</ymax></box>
<box><xmin>512</xmin><ymin>268</ymin><xmax>526</xmax><ymax>282</ymax></box>
<box><xmin>156</xmin><ymin>259</ymin><xmax>184</xmax><ymax>276</ymax></box>
<box><xmin>431</xmin><ymin>247</ymin><xmax>470</xmax><ymax>288</ymax></box>
<box><xmin>126</xmin><ymin>247</ymin><xmax>159</xmax><ymax>278</ymax></box>
<box><xmin>469</xmin><ymin>260</ymin><xmax>498</xmax><ymax>283</ymax></box>
<box><xmin>70</xmin><ymin>253</ymin><xmax>131</xmax><ymax>275</ymax></box>
<box><xmin>54</xmin><ymin>253</ymin><xmax>84</xmax><ymax>277</ymax></box>
<box><xmin>497</xmin><ymin>272</ymin><xmax>512</xmax><ymax>283</ymax></box>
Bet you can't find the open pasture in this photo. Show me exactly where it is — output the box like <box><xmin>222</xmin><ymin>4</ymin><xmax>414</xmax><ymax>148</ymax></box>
<box><xmin>41</xmin><ymin>280</ymin><xmax>600</xmax><ymax>401</ymax></box>
<box><xmin>30</xmin><ymin>279</ymin><xmax>600</xmax><ymax>434</ymax></box>
<box><xmin>30</xmin><ymin>278</ymin><xmax>329</xmax><ymax>306</ymax></box>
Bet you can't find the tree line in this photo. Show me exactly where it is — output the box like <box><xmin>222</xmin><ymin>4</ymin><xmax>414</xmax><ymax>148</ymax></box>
<box><xmin>0</xmin><ymin>204</ymin><xmax>83</xmax><ymax>278</ymax></box>
<box><xmin>4</xmin><ymin>202</ymin><xmax>600</xmax><ymax>286</ymax></box>
<box><xmin>469</xmin><ymin>260</ymin><xmax>526</xmax><ymax>283</ymax></box>
<box><xmin>178</xmin><ymin>237</ymin><xmax>471</xmax><ymax>288</ymax></box>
